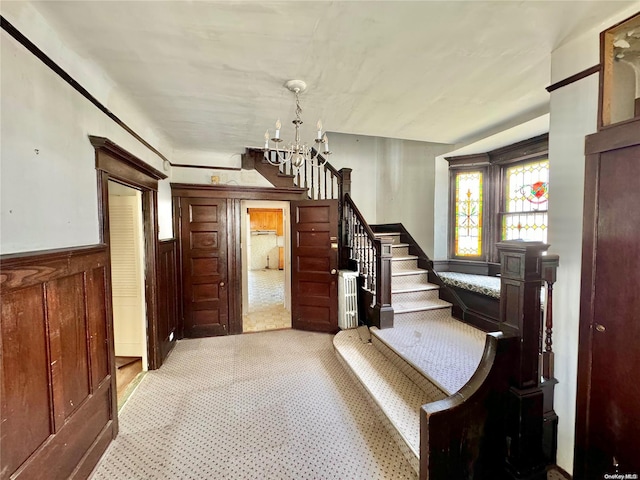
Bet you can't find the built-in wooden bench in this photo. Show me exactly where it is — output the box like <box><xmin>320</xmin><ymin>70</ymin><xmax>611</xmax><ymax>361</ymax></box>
<box><xmin>438</xmin><ymin>271</ymin><xmax>500</xmax><ymax>299</ymax></box>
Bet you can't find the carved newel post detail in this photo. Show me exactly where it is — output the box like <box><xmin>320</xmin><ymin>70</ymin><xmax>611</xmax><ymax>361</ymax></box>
<box><xmin>541</xmin><ymin>254</ymin><xmax>559</xmax><ymax>380</ymax></box>
<box><xmin>496</xmin><ymin>241</ymin><xmax>549</xmax><ymax>480</ymax></box>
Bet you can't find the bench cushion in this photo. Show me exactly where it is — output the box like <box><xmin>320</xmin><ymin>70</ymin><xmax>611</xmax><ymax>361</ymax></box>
<box><xmin>438</xmin><ymin>272</ymin><xmax>501</xmax><ymax>299</ymax></box>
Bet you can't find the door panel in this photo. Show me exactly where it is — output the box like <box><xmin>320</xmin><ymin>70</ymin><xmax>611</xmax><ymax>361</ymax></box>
<box><xmin>180</xmin><ymin>198</ymin><xmax>228</xmax><ymax>337</ymax></box>
<box><xmin>291</xmin><ymin>200</ymin><xmax>338</xmax><ymax>333</ymax></box>
<box><xmin>583</xmin><ymin>144</ymin><xmax>640</xmax><ymax>477</ymax></box>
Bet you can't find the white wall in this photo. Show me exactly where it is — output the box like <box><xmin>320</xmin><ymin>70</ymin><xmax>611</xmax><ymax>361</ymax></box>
<box><xmin>0</xmin><ymin>4</ymin><xmax>174</xmax><ymax>253</ymax></box>
<box><xmin>169</xmin><ymin>166</ymin><xmax>272</xmax><ymax>187</ymax></box>
<box><xmin>328</xmin><ymin>132</ymin><xmax>451</xmax><ymax>256</ymax></box>
<box><xmin>377</xmin><ymin>139</ymin><xmax>451</xmax><ymax>257</ymax></box>
<box><xmin>325</xmin><ymin>133</ymin><xmax>379</xmax><ymax>223</ymax></box>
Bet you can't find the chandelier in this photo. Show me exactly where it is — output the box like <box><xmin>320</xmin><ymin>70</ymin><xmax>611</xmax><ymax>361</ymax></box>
<box><xmin>263</xmin><ymin>80</ymin><xmax>331</xmax><ymax>169</ymax></box>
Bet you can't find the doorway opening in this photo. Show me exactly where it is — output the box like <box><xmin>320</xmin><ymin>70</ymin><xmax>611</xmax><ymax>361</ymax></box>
<box><xmin>241</xmin><ymin>200</ymin><xmax>291</xmax><ymax>332</ymax></box>
<box><xmin>108</xmin><ymin>180</ymin><xmax>147</xmax><ymax>404</ymax></box>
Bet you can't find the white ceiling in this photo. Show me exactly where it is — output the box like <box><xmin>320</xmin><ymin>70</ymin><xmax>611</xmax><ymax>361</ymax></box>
<box><xmin>31</xmin><ymin>1</ymin><xmax>636</xmax><ymax>160</ymax></box>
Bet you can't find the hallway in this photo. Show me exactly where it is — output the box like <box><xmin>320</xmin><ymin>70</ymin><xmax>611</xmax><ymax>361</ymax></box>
<box><xmin>90</xmin><ymin>330</ymin><xmax>416</xmax><ymax>479</ymax></box>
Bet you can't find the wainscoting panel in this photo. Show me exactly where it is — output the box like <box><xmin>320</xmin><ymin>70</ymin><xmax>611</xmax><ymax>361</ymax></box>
<box><xmin>0</xmin><ymin>245</ymin><xmax>114</xmax><ymax>480</ymax></box>
<box><xmin>158</xmin><ymin>239</ymin><xmax>178</xmax><ymax>361</ymax></box>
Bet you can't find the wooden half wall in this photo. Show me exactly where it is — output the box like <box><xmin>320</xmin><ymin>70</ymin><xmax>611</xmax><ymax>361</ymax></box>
<box><xmin>1</xmin><ymin>245</ymin><xmax>114</xmax><ymax>480</ymax></box>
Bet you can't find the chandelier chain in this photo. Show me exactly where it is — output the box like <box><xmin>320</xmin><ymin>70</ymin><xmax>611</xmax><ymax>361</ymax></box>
<box><xmin>295</xmin><ymin>91</ymin><xmax>302</xmax><ymax>120</ymax></box>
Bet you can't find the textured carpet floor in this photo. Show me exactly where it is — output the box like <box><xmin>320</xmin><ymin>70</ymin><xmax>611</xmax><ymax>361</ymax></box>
<box><xmin>90</xmin><ymin>330</ymin><xmax>417</xmax><ymax>479</ymax></box>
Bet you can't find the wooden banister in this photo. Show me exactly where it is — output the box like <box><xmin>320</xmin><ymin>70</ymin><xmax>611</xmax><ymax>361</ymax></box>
<box><xmin>343</xmin><ymin>193</ymin><xmax>393</xmax><ymax>329</ymax></box>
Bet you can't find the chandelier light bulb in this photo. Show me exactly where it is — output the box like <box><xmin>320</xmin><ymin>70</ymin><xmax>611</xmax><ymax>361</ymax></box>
<box><xmin>316</xmin><ymin>120</ymin><xmax>323</xmax><ymax>140</ymax></box>
<box><xmin>275</xmin><ymin>119</ymin><xmax>281</xmax><ymax>139</ymax></box>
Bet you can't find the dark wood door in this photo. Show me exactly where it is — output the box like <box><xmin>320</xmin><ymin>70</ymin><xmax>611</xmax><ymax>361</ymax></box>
<box><xmin>576</xmin><ymin>124</ymin><xmax>640</xmax><ymax>478</ymax></box>
<box><xmin>180</xmin><ymin>197</ymin><xmax>228</xmax><ymax>337</ymax></box>
<box><xmin>291</xmin><ymin>200</ymin><xmax>339</xmax><ymax>333</ymax></box>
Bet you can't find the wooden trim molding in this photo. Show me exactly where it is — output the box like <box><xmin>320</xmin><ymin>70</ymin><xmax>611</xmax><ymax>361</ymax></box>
<box><xmin>1</xmin><ymin>244</ymin><xmax>114</xmax><ymax>479</ymax></box>
<box><xmin>445</xmin><ymin>134</ymin><xmax>548</xmax><ymax>167</ymax></box>
<box><xmin>171</xmin><ymin>183</ymin><xmax>307</xmax><ymax>200</ymax></box>
<box><xmin>545</xmin><ymin>64</ymin><xmax>600</xmax><ymax>93</ymax></box>
<box><xmin>90</xmin><ymin>136</ymin><xmax>167</xmax><ymax>183</ymax></box>
<box><xmin>171</xmin><ymin>164</ymin><xmax>242</xmax><ymax>171</ymax></box>
<box><xmin>93</xmin><ymin>138</ymin><xmax>165</xmax><ymax>372</ymax></box>
<box><xmin>585</xmin><ymin>117</ymin><xmax>640</xmax><ymax>155</ymax></box>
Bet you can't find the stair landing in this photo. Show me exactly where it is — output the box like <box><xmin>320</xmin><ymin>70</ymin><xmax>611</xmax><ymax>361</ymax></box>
<box><xmin>371</xmin><ymin>310</ymin><xmax>486</xmax><ymax>396</ymax></box>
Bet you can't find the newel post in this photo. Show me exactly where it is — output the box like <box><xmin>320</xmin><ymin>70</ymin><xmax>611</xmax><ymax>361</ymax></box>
<box><xmin>338</xmin><ymin>168</ymin><xmax>352</xmax><ymax>270</ymax></box>
<box><xmin>497</xmin><ymin>240</ymin><xmax>549</xmax><ymax>480</ymax></box>
<box><xmin>373</xmin><ymin>237</ymin><xmax>394</xmax><ymax>329</ymax></box>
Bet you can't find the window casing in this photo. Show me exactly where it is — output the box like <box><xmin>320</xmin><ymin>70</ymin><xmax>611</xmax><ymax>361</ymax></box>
<box><xmin>447</xmin><ymin>134</ymin><xmax>549</xmax><ymax>263</ymax></box>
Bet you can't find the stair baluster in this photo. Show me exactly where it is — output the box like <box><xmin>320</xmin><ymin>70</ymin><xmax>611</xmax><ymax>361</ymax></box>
<box><xmin>343</xmin><ymin>194</ymin><xmax>393</xmax><ymax>329</ymax></box>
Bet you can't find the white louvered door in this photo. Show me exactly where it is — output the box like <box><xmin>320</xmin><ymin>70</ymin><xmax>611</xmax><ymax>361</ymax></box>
<box><xmin>109</xmin><ymin>192</ymin><xmax>146</xmax><ymax>359</ymax></box>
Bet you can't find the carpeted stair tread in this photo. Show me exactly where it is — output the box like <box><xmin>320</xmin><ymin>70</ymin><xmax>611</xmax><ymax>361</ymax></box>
<box><xmin>391</xmin><ymin>255</ymin><xmax>419</xmax><ymax>262</ymax></box>
<box><xmin>393</xmin><ymin>298</ymin><xmax>452</xmax><ymax>313</ymax></box>
<box><xmin>370</xmin><ymin>312</ymin><xmax>486</xmax><ymax>396</ymax></box>
<box><xmin>392</xmin><ymin>269</ymin><xmax>429</xmax><ymax>277</ymax></box>
<box><xmin>392</xmin><ymin>282</ymin><xmax>440</xmax><ymax>294</ymax></box>
<box><xmin>373</xmin><ymin>232</ymin><xmax>402</xmax><ymax>237</ymax></box>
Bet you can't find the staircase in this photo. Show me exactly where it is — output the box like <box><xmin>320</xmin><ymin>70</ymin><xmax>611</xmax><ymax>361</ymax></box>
<box><xmin>381</xmin><ymin>232</ymin><xmax>452</xmax><ymax>318</ymax></box>
<box><xmin>335</xmin><ymin>228</ymin><xmax>488</xmax><ymax>475</ymax></box>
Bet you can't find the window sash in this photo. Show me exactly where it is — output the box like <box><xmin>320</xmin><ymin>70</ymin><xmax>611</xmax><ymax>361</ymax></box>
<box><xmin>452</xmin><ymin>170</ymin><xmax>484</xmax><ymax>258</ymax></box>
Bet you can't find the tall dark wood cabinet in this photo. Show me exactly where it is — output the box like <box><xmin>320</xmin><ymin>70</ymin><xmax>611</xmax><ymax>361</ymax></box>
<box><xmin>575</xmin><ymin>117</ymin><xmax>640</xmax><ymax>479</ymax></box>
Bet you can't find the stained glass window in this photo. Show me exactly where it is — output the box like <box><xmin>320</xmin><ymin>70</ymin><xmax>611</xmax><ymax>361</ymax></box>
<box><xmin>502</xmin><ymin>160</ymin><xmax>549</xmax><ymax>242</ymax></box>
<box><xmin>454</xmin><ymin>171</ymin><xmax>483</xmax><ymax>256</ymax></box>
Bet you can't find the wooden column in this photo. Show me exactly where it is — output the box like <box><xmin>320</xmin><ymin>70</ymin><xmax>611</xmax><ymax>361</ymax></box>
<box><xmin>497</xmin><ymin>240</ymin><xmax>549</xmax><ymax>480</ymax></box>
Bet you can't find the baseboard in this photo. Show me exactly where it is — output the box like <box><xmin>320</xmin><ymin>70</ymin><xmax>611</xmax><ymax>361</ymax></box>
<box><xmin>550</xmin><ymin>465</ymin><xmax>572</xmax><ymax>479</ymax></box>
<box><xmin>70</xmin><ymin>421</ymin><xmax>114</xmax><ymax>479</ymax></box>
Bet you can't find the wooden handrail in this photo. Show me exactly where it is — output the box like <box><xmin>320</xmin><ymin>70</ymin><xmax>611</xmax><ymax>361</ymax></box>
<box><xmin>344</xmin><ymin>193</ymin><xmax>394</xmax><ymax>329</ymax></box>
<box><xmin>345</xmin><ymin>193</ymin><xmax>377</xmax><ymax>240</ymax></box>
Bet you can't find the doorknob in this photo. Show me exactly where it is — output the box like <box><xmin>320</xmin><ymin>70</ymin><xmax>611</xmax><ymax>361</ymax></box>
<box><xmin>220</xmin><ymin>281</ymin><xmax>225</xmax><ymax>287</ymax></box>
<box><xmin>595</xmin><ymin>323</ymin><xmax>605</xmax><ymax>332</ymax></box>
<box><xmin>330</xmin><ymin>269</ymin><xmax>337</xmax><ymax>275</ymax></box>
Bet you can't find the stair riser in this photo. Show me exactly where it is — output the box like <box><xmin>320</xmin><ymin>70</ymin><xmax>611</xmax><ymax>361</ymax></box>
<box><xmin>392</xmin><ymin>246</ymin><xmax>409</xmax><ymax>257</ymax></box>
<box><xmin>392</xmin><ymin>273</ymin><xmax>430</xmax><ymax>289</ymax></box>
<box><xmin>392</xmin><ymin>259</ymin><xmax>418</xmax><ymax>272</ymax></box>
<box><xmin>393</xmin><ymin>289</ymin><xmax>441</xmax><ymax>304</ymax></box>
<box><xmin>370</xmin><ymin>335</ymin><xmax>447</xmax><ymax>403</ymax></box>
<box><xmin>334</xmin><ymin>347</ymin><xmax>420</xmax><ymax>473</ymax></box>
<box><xmin>394</xmin><ymin>307</ymin><xmax>453</xmax><ymax>323</ymax></box>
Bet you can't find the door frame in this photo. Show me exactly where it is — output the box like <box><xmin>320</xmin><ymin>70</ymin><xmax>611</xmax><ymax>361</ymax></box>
<box><xmin>91</xmin><ymin>136</ymin><xmax>167</xmax><ymax>379</ymax></box>
<box><xmin>171</xmin><ymin>184</ymin><xmax>306</xmax><ymax>335</ymax></box>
